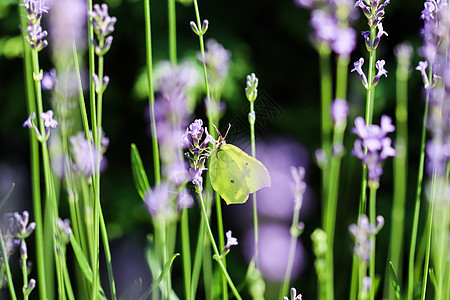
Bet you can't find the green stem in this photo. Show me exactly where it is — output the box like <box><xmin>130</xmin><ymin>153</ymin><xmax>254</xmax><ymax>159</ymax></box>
<box><xmin>385</xmin><ymin>50</ymin><xmax>410</xmax><ymax>299</ymax></box>
<box><xmin>318</xmin><ymin>46</ymin><xmax>332</xmax><ymax>218</ymax></box>
<box><xmin>100</xmin><ymin>208</ymin><xmax>117</xmax><ymax>300</ymax></box>
<box><xmin>168</xmin><ymin>0</ymin><xmax>177</xmax><ymax>64</ymax></box>
<box><xmin>215</xmin><ymin>194</ymin><xmax>228</xmax><ymax>300</ymax></box>
<box><xmin>249</xmin><ymin>101</ymin><xmax>259</xmax><ymax>272</ymax></box>
<box><xmin>0</xmin><ymin>229</ymin><xmax>17</xmax><ymax>300</ymax></box>
<box><xmin>407</xmin><ymin>84</ymin><xmax>430</xmax><ymax>300</ymax></box>
<box><xmin>21</xmin><ymin>241</ymin><xmax>29</xmax><ymax>300</ymax></box>
<box><xmin>181</xmin><ymin>209</ymin><xmax>191</xmax><ymax>300</ymax></box>
<box><xmin>144</xmin><ymin>0</ymin><xmax>161</xmax><ymax>185</ymax></box>
<box><xmin>368</xmin><ymin>184</ymin><xmax>378</xmax><ymax>300</ymax></box>
<box><xmin>197</xmin><ymin>191</ymin><xmax>243</xmax><ymax>300</ymax></box>
<box><xmin>421</xmin><ymin>171</ymin><xmax>436</xmax><ymax>300</ymax></box>
<box><xmin>190</xmin><ymin>210</ymin><xmax>206</xmax><ymax>300</ymax></box>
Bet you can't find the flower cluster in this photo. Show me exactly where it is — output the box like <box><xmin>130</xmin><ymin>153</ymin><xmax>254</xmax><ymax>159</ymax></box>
<box><xmin>21</xmin><ymin>0</ymin><xmax>49</xmax><ymax>51</ymax></box>
<box><xmin>355</xmin><ymin>0</ymin><xmax>390</xmax><ymax>31</ymax></box>
<box><xmin>198</xmin><ymin>39</ymin><xmax>231</xmax><ymax>89</ymax></box>
<box><xmin>154</xmin><ymin>61</ymin><xmax>199</xmax><ymax>184</ymax></box>
<box><xmin>296</xmin><ymin>0</ymin><xmax>357</xmax><ymax>56</ymax></box>
<box><xmin>348</xmin><ymin>214</ymin><xmax>384</xmax><ymax>262</ymax></box>
<box><xmin>88</xmin><ymin>3</ymin><xmax>116</xmax><ymax>55</ymax></box>
<box><xmin>69</xmin><ymin>130</ymin><xmax>109</xmax><ymax>177</ymax></box>
<box><xmin>418</xmin><ymin>1</ymin><xmax>450</xmax><ymax>177</ymax></box>
<box><xmin>352</xmin><ymin>115</ymin><xmax>396</xmax><ymax>184</ymax></box>
<box><xmin>145</xmin><ymin>182</ymin><xmax>194</xmax><ymax>220</ymax></box>
<box><xmin>351</xmin><ymin>57</ymin><xmax>388</xmax><ymax>89</ymax></box>
<box><xmin>23</xmin><ymin>110</ymin><xmax>58</xmax><ymax>142</ymax></box>
<box><xmin>183</xmin><ymin>119</ymin><xmax>214</xmax><ymax>192</ymax></box>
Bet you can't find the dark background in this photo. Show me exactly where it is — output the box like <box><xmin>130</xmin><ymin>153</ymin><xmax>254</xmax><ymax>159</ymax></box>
<box><xmin>0</xmin><ymin>0</ymin><xmax>429</xmax><ymax>299</ymax></box>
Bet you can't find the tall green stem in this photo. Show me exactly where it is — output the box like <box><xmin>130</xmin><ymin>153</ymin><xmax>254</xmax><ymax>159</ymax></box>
<box><xmin>0</xmin><ymin>229</ymin><xmax>17</xmax><ymax>300</ymax></box>
<box><xmin>197</xmin><ymin>191</ymin><xmax>243</xmax><ymax>300</ymax></box>
<box><xmin>144</xmin><ymin>0</ymin><xmax>161</xmax><ymax>185</ymax></box>
<box><xmin>368</xmin><ymin>184</ymin><xmax>378</xmax><ymax>300</ymax></box>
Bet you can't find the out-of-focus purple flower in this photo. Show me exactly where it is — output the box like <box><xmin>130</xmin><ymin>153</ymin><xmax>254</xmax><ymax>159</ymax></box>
<box><xmin>330</xmin><ymin>98</ymin><xmax>349</xmax><ymax>125</ymax></box>
<box><xmin>421</xmin><ymin>1</ymin><xmax>437</xmax><ymax>20</ymax></box>
<box><xmin>41</xmin><ymin>68</ymin><xmax>56</xmax><ymax>90</ymax></box>
<box><xmin>198</xmin><ymin>39</ymin><xmax>231</xmax><ymax>84</ymax></box>
<box><xmin>310</xmin><ymin>10</ymin><xmax>338</xmax><ymax>45</ymax></box>
<box><xmin>224</xmin><ymin>230</ymin><xmax>238</xmax><ymax>251</ymax></box>
<box><xmin>41</xmin><ymin>110</ymin><xmax>58</xmax><ymax>128</ymax></box>
<box><xmin>177</xmin><ymin>188</ymin><xmax>194</xmax><ymax>210</ymax></box>
<box><xmin>351</xmin><ymin>58</ymin><xmax>368</xmax><ymax>88</ymax></box>
<box><xmin>145</xmin><ymin>183</ymin><xmax>175</xmax><ymax>219</ymax></box>
<box><xmin>69</xmin><ymin>130</ymin><xmax>109</xmax><ymax>176</ymax></box>
<box><xmin>294</xmin><ymin>0</ymin><xmax>315</xmax><ymax>9</ymax></box>
<box><xmin>352</xmin><ymin>115</ymin><xmax>396</xmax><ymax>183</ymax></box>
<box><xmin>426</xmin><ymin>139</ymin><xmax>450</xmax><ymax>176</ymax></box>
<box><xmin>332</xmin><ymin>27</ymin><xmax>356</xmax><ymax>56</ymax></box>
<box><xmin>88</xmin><ymin>4</ymin><xmax>117</xmax><ymax>38</ymax></box>
<box><xmin>49</xmin><ymin>0</ymin><xmax>86</xmax><ymax>55</ymax></box>
<box><xmin>349</xmin><ymin>214</ymin><xmax>384</xmax><ymax>262</ymax></box>
<box><xmin>56</xmin><ymin>218</ymin><xmax>72</xmax><ymax>245</ymax></box>
<box><xmin>243</xmin><ymin>224</ymin><xmax>305</xmax><ymax>281</ymax></box>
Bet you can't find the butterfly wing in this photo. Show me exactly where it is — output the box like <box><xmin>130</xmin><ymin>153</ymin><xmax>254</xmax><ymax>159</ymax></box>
<box><xmin>209</xmin><ymin>144</ymin><xmax>271</xmax><ymax>205</ymax></box>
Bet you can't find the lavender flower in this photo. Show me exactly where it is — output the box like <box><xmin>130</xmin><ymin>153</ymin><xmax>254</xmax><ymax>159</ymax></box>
<box><xmin>69</xmin><ymin>130</ymin><xmax>109</xmax><ymax>176</ymax></box>
<box><xmin>349</xmin><ymin>214</ymin><xmax>384</xmax><ymax>262</ymax></box>
<box><xmin>224</xmin><ymin>230</ymin><xmax>238</xmax><ymax>251</ymax></box>
<box><xmin>354</xmin><ymin>0</ymin><xmax>390</xmax><ymax>28</ymax></box>
<box><xmin>330</xmin><ymin>98</ymin><xmax>349</xmax><ymax>126</ymax></box>
<box><xmin>332</xmin><ymin>27</ymin><xmax>356</xmax><ymax>56</ymax></box>
<box><xmin>26</xmin><ymin>22</ymin><xmax>48</xmax><ymax>51</ymax></box>
<box><xmin>283</xmin><ymin>287</ymin><xmax>302</xmax><ymax>300</ymax></box>
<box><xmin>371</xmin><ymin>59</ymin><xmax>388</xmax><ymax>86</ymax></box>
<box><xmin>183</xmin><ymin>119</ymin><xmax>214</xmax><ymax>191</ymax></box>
<box><xmin>198</xmin><ymin>39</ymin><xmax>231</xmax><ymax>88</ymax></box>
<box><xmin>416</xmin><ymin>61</ymin><xmax>431</xmax><ymax>89</ymax></box>
<box><xmin>21</xmin><ymin>0</ymin><xmax>49</xmax><ymax>23</ymax></box>
<box><xmin>352</xmin><ymin>115</ymin><xmax>396</xmax><ymax>184</ymax></box>
<box><xmin>88</xmin><ymin>4</ymin><xmax>117</xmax><ymax>38</ymax></box>
<box><xmin>351</xmin><ymin>58</ymin><xmax>368</xmax><ymax>88</ymax></box>
<box><xmin>23</xmin><ymin>110</ymin><xmax>58</xmax><ymax>141</ymax></box>
<box><xmin>290</xmin><ymin>166</ymin><xmax>306</xmax><ymax>207</ymax></box>
<box><xmin>41</xmin><ymin>68</ymin><xmax>56</xmax><ymax>90</ymax></box>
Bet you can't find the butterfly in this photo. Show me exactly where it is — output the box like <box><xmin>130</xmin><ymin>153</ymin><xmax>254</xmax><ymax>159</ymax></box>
<box><xmin>208</xmin><ymin>124</ymin><xmax>271</xmax><ymax>205</ymax></box>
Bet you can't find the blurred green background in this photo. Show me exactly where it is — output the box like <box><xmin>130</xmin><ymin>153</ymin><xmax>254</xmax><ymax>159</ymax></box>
<box><xmin>0</xmin><ymin>0</ymin><xmax>430</xmax><ymax>299</ymax></box>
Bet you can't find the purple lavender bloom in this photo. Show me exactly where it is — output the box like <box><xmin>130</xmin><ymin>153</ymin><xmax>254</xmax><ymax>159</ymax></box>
<box><xmin>224</xmin><ymin>230</ymin><xmax>238</xmax><ymax>251</ymax></box>
<box><xmin>21</xmin><ymin>0</ymin><xmax>49</xmax><ymax>22</ymax></box>
<box><xmin>41</xmin><ymin>68</ymin><xmax>56</xmax><ymax>90</ymax></box>
<box><xmin>416</xmin><ymin>61</ymin><xmax>431</xmax><ymax>88</ymax></box>
<box><xmin>310</xmin><ymin>10</ymin><xmax>338</xmax><ymax>45</ymax></box>
<box><xmin>352</xmin><ymin>116</ymin><xmax>396</xmax><ymax>183</ymax></box>
<box><xmin>372</xmin><ymin>23</ymin><xmax>388</xmax><ymax>49</ymax></box>
<box><xmin>49</xmin><ymin>0</ymin><xmax>86</xmax><ymax>55</ymax></box>
<box><xmin>294</xmin><ymin>0</ymin><xmax>315</xmax><ymax>9</ymax></box>
<box><xmin>41</xmin><ymin>110</ymin><xmax>58</xmax><ymax>128</ymax></box>
<box><xmin>88</xmin><ymin>4</ymin><xmax>117</xmax><ymax>38</ymax></box>
<box><xmin>183</xmin><ymin>119</ymin><xmax>213</xmax><ymax>191</ymax></box>
<box><xmin>198</xmin><ymin>39</ymin><xmax>231</xmax><ymax>84</ymax></box>
<box><xmin>349</xmin><ymin>214</ymin><xmax>384</xmax><ymax>262</ymax></box>
<box><xmin>145</xmin><ymin>183</ymin><xmax>175</xmax><ymax>219</ymax></box>
<box><xmin>421</xmin><ymin>1</ymin><xmax>437</xmax><ymax>20</ymax></box>
<box><xmin>26</xmin><ymin>22</ymin><xmax>48</xmax><ymax>51</ymax></box>
<box><xmin>177</xmin><ymin>188</ymin><xmax>194</xmax><ymax>210</ymax></box>
<box><xmin>330</xmin><ymin>98</ymin><xmax>349</xmax><ymax>125</ymax></box>
<box><xmin>351</xmin><ymin>58</ymin><xmax>368</xmax><ymax>88</ymax></box>
<box><xmin>23</xmin><ymin>112</ymin><xmax>36</xmax><ymax>129</ymax></box>
<box><xmin>371</xmin><ymin>59</ymin><xmax>388</xmax><ymax>86</ymax></box>
<box><xmin>69</xmin><ymin>130</ymin><xmax>109</xmax><ymax>176</ymax></box>
<box><xmin>332</xmin><ymin>28</ymin><xmax>356</xmax><ymax>56</ymax></box>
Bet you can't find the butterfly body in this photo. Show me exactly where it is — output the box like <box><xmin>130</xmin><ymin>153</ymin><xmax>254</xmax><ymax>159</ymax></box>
<box><xmin>209</xmin><ymin>141</ymin><xmax>271</xmax><ymax>205</ymax></box>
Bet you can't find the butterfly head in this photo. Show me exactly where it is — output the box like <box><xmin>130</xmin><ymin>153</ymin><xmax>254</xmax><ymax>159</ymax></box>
<box><xmin>212</xmin><ymin>123</ymin><xmax>231</xmax><ymax>148</ymax></box>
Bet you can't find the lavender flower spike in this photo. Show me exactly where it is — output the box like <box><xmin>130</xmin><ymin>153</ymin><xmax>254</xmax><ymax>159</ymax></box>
<box><xmin>351</xmin><ymin>58</ymin><xmax>368</xmax><ymax>88</ymax></box>
<box><xmin>89</xmin><ymin>4</ymin><xmax>117</xmax><ymax>38</ymax></box>
<box><xmin>41</xmin><ymin>110</ymin><xmax>58</xmax><ymax>128</ymax></box>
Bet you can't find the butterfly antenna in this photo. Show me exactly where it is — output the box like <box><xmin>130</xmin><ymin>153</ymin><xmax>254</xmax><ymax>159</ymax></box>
<box><xmin>223</xmin><ymin>123</ymin><xmax>231</xmax><ymax>139</ymax></box>
<box><xmin>212</xmin><ymin>124</ymin><xmax>222</xmax><ymax>139</ymax></box>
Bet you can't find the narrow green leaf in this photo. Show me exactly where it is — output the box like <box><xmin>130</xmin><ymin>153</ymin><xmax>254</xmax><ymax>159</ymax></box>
<box><xmin>389</xmin><ymin>261</ymin><xmax>402</xmax><ymax>300</ymax></box>
<box><xmin>69</xmin><ymin>235</ymin><xmax>107</xmax><ymax>299</ymax></box>
<box><xmin>141</xmin><ymin>235</ymin><xmax>179</xmax><ymax>299</ymax></box>
<box><xmin>130</xmin><ymin>143</ymin><xmax>151</xmax><ymax>200</ymax></box>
